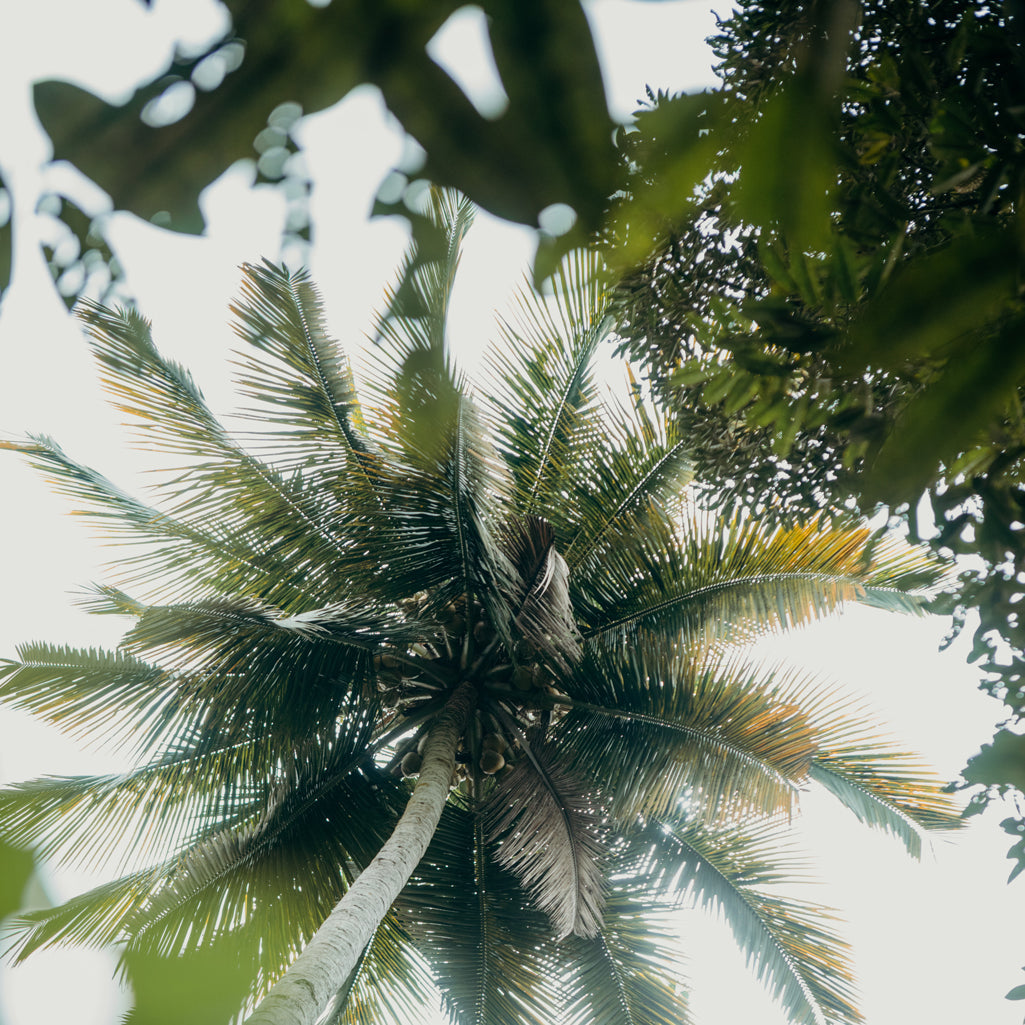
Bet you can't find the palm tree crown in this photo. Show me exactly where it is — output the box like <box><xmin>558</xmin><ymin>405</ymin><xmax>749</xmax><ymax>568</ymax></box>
<box><xmin>0</xmin><ymin>192</ymin><xmax>961</xmax><ymax>1025</ymax></box>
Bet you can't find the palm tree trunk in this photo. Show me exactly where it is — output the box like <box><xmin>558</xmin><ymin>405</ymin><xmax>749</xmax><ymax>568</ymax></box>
<box><xmin>245</xmin><ymin>681</ymin><xmax>476</xmax><ymax>1025</ymax></box>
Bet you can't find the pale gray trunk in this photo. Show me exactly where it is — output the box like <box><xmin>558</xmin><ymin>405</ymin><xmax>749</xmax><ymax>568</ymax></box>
<box><xmin>245</xmin><ymin>681</ymin><xmax>476</xmax><ymax>1025</ymax></box>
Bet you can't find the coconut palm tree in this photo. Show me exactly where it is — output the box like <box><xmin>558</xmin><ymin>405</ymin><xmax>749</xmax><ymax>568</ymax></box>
<box><xmin>0</xmin><ymin>192</ymin><xmax>960</xmax><ymax>1025</ymax></box>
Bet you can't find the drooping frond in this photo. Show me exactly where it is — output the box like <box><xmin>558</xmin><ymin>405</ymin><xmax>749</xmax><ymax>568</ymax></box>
<box><xmin>560</xmin><ymin>870</ymin><xmax>694</xmax><ymax>1025</ymax></box>
<box><xmin>322</xmin><ymin>912</ymin><xmax>439</xmax><ymax>1025</ymax></box>
<box><xmin>115</xmin><ymin>596</ymin><xmax>418</xmax><ymax>741</ymax></box>
<box><xmin>809</xmin><ymin>752</ymin><xmax>964</xmax><ymax>858</ymax></box>
<box><xmin>78</xmin><ymin>301</ymin><xmax>353</xmax><ymax>590</ymax></box>
<box><xmin>0</xmin><ymin>752</ymin><xmax>255</xmax><ymax>878</ymax></box>
<box><xmin>0</xmin><ymin>436</ymin><xmax>316</xmax><ymax>608</ymax></box>
<box><xmin>396</xmin><ymin>805</ymin><xmax>561</xmax><ymax>1025</ymax></box>
<box><xmin>648</xmin><ymin>821</ymin><xmax>863</xmax><ymax>1025</ymax></box>
<box><xmin>577</xmin><ymin>514</ymin><xmax>944</xmax><ymax>643</ymax></box>
<box><xmin>484</xmin><ymin>737</ymin><xmax>605</xmax><ymax>939</ymax></box>
<box><xmin>5</xmin><ymin>734</ymin><xmax>404</xmax><ymax>987</ymax></box>
<box><xmin>559</xmin><ymin>643</ymin><xmax>822</xmax><ymax>824</ymax></box>
<box><xmin>0</xmin><ymin>705</ymin><xmax>382</xmax><ymax>877</ymax></box>
<box><xmin>501</xmin><ymin>516</ymin><xmax>582</xmax><ymax>671</ymax></box>
<box><xmin>483</xmin><ymin>248</ymin><xmax>612</xmax><ymax>529</ymax></box>
<box><xmin>791</xmin><ymin>687</ymin><xmax>967</xmax><ymax>857</ymax></box>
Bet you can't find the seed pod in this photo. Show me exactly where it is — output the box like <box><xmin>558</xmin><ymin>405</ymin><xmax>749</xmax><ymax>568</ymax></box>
<box><xmin>479</xmin><ymin>750</ymin><xmax>505</xmax><ymax>774</ymax></box>
<box><xmin>473</xmin><ymin>620</ymin><xmax>494</xmax><ymax>644</ymax></box>
<box><xmin>400</xmin><ymin>751</ymin><xmax>423</xmax><ymax>777</ymax></box>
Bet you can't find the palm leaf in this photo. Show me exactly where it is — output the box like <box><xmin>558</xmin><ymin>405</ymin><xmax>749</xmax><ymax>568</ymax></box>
<box><xmin>0</xmin><ymin>643</ymin><xmax>171</xmax><ymax>753</ymax></box>
<box><xmin>560</xmin><ymin>866</ymin><xmax>694</xmax><ymax>1025</ymax></box>
<box><xmin>803</xmin><ymin>692</ymin><xmax>965</xmax><ymax>856</ymax></box>
<box><xmin>501</xmin><ymin>515</ymin><xmax>582</xmax><ymax>671</ymax></box>
<box><xmin>0</xmin><ymin>436</ymin><xmax>316</xmax><ymax>608</ymax></box>
<box><xmin>0</xmin><ymin>711</ymin><xmax>373</xmax><ymax>876</ymax></box>
<box><xmin>78</xmin><ymin>300</ymin><xmax>353</xmax><ymax>588</ymax></box>
<box><xmin>484</xmin><ymin>736</ymin><xmax>605</xmax><ymax>939</ymax></box>
<box><xmin>229</xmin><ymin>260</ymin><xmax>378</xmax><ymax>482</ymax></box>
<box><xmin>561</xmin><ymin>381</ymin><xmax>694</xmax><ymax>572</ymax></box>
<box><xmin>649</xmin><ymin>821</ymin><xmax>863</xmax><ymax>1025</ymax></box>
<box><xmin>114</xmin><ymin>596</ymin><xmax>422</xmax><ymax>742</ymax></box>
<box><xmin>559</xmin><ymin>644</ymin><xmax>823</xmax><ymax>823</ymax></box>
<box><xmin>809</xmin><ymin>756</ymin><xmax>964</xmax><ymax>858</ymax></box>
<box><xmin>322</xmin><ymin>912</ymin><xmax>438</xmax><ymax>1025</ymax></box>
<box><xmin>577</xmin><ymin>514</ymin><xmax>943</xmax><ymax>642</ymax></box>
<box><xmin>396</xmin><ymin>804</ymin><xmax>561</xmax><ymax>1025</ymax></box>
<box><xmin>5</xmin><ymin>734</ymin><xmax>404</xmax><ymax>983</ymax></box>
<box><xmin>351</xmin><ymin>196</ymin><xmax>516</xmax><ymax>609</ymax></box>
<box><xmin>483</xmin><ymin>248</ymin><xmax>612</xmax><ymax>529</ymax></box>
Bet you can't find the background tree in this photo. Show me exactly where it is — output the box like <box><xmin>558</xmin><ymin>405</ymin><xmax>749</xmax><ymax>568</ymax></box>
<box><xmin>0</xmin><ymin>196</ymin><xmax>961</xmax><ymax>1025</ymax></box>
<box><xmin>609</xmin><ymin>0</ymin><xmax>1025</xmax><ymax>888</ymax></box>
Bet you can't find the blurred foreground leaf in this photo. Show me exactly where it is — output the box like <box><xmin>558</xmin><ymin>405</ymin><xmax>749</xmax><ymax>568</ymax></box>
<box><xmin>123</xmin><ymin>946</ymin><xmax>253</xmax><ymax>1025</ymax></box>
<box><xmin>0</xmin><ymin>839</ymin><xmax>34</xmax><ymax>920</ymax></box>
<box><xmin>34</xmin><ymin>0</ymin><xmax>618</xmax><ymax>252</ymax></box>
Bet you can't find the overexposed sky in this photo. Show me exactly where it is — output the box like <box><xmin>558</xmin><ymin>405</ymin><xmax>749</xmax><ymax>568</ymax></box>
<box><xmin>0</xmin><ymin>3</ymin><xmax>1021</xmax><ymax>1024</ymax></box>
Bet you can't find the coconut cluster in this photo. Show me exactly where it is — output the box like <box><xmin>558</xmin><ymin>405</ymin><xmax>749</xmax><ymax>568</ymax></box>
<box><xmin>375</xmin><ymin>596</ymin><xmax>569</xmax><ymax>792</ymax></box>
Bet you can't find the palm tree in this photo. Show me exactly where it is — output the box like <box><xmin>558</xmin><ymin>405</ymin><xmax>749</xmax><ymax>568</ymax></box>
<box><xmin>0</xmin><ymin>192</ymin><xmax>961</xmax><ymax>1025</ymax></box>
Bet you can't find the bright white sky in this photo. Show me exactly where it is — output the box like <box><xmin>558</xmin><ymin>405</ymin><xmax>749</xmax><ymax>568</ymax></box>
<box><xmin>0</xmin><ymin>3</ymin><xmax>1022</xmax><ymax>1024</ymax></box>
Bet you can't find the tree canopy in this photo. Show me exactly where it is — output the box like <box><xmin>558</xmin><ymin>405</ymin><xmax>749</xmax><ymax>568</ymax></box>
<box><xmin>0</xmin><ymin>196</ymin><xmax>962</xmax><ymax>1025</ymax></box>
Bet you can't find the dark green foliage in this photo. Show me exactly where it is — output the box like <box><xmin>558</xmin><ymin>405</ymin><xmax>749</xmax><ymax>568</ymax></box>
<box><xmin>610</xmin><ymin>0</ymin><xmax>1025</xmax><ymax>912</ymax></box>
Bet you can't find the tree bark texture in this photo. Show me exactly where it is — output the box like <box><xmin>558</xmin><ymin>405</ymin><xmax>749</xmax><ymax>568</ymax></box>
<box><xmin>245</xmin><ymin>681</ymin><xmax>477</xmax><ymax>1025</ymax></box>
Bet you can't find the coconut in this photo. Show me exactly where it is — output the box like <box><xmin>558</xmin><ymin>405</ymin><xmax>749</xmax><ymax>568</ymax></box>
<box><xmin>481</xmin><ymin>733</ymin><xmax>508</xmax><ymax>754</ymax></box>
<box><xmin>479</xmin><ymin>750</ymin><xmax>506</xmax><ymax>774</ymax></box>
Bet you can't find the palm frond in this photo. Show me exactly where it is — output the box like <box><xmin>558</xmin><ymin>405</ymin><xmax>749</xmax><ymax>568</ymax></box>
<box><xmin>0</xmin><ymin>436</ymin><xmax>317</xmax><ymax>608</ymax></box>
<box><xmin>578</xmin><ymin>515</ymin><xmax>944</xmax><ymax>643</ymax></box>
<box><xmin>78</xmin><ymin>301</ymin><xmax>353</xmax><ymax>589</ymax></box>
<box><xmin>0</xmin><ymin>711</ymin><xmax>372</xmax><ymax>876</ymax></box>
<box><xmin>810</xmin><ymin>756</ymin><xmax>964</xmax><ymax>858</ymax></box>
<box><xmin>502</xmin><ymin>516</ymin><xmax>582</xmax><ymax>671</ymax></box>
<box><xmin>562</xmin><ymin>375</ymin><xmax>694</xmax><ymax>572</ymax></box>
<box><xmin>560</xmin><ymin>872</ymin><xmax>694</xmax><ymax>1025</ymax></box>
<box><xmin>396</xmin><ymin>804</ymin><xmax>561</xmax><ymax>1025</ymax></box>
<box><xmin>559</xmin><ymin>644</ymin><xmax>822</xmax><ymax>823</ymax></box>
<box><xmin>484</xmin><ymin>737</ymin><xmax>605</xmax><ymax>939</ymax></box>
<box><xmin>322</xmin><ymin>912</ymin><xmax>438</xmax><ymax>1025</ymax></box>
<box><xmin>649</xmin><ymin>821</ymin><xmax>863</xmax><ymax>1025</ymax></box>
<box><xmin>5</xmin><ymin>736</ymin><xmax>404</xmax><ymax>986</ymax></box>
<box><xmin>482</xmin><ymin>248</ymin><xmax>612</xmax><ymax>528</ymax></box>
<box><xmin>0</xmin><ymin>642</ymin><xmax>174</xmax><ymax>753</ymax></box>
<box><xmin>113</xmin><ymin>596</ymin><xmax>420</xmax><ymax>741</ymax></box>
<box><xmin>348</xmin><ymin>196</ymin><xmax>516</xmax><ymax>608</ymax></box>
<box><xmin>229</xmin><ymin>260</ymin><xmax>379</xmax><ymax>483</ymax></box>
